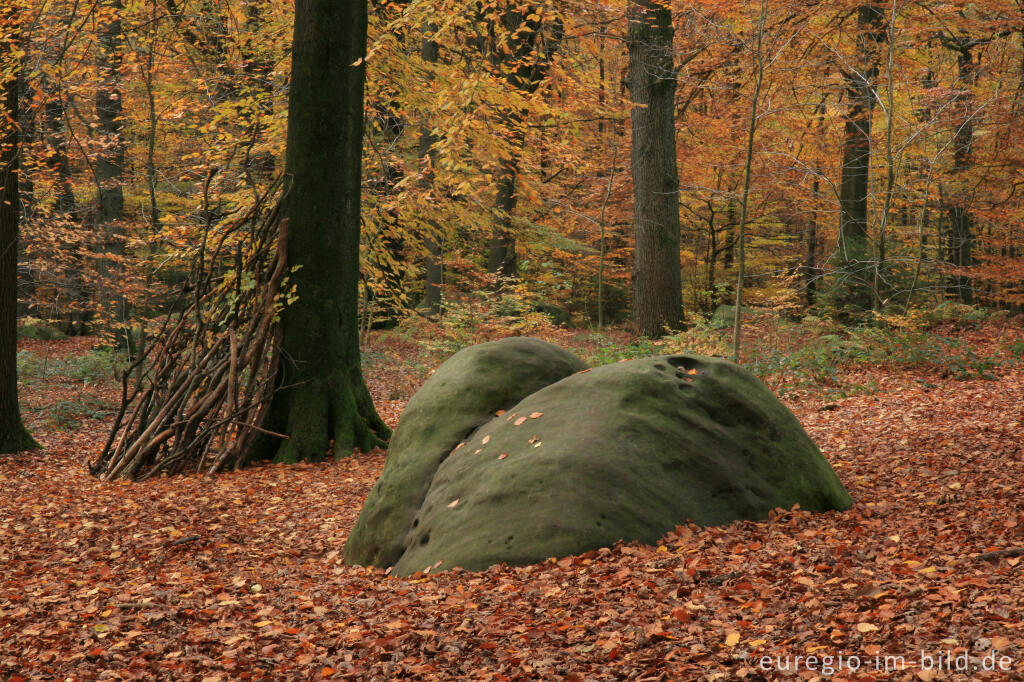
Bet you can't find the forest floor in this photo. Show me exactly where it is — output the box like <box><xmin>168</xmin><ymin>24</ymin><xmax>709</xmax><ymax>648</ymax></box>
<box><xmin>1</xmin><ymin>318</ymin><xmax>1023</xmax><ymax>681</ymax></box>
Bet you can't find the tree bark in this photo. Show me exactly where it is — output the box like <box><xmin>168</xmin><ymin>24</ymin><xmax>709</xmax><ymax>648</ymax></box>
<box><xmin>805</xmin><ymin>175</ymin><xmax>819</xmax><ymax>306</ymax></box>
<box><xmin>96</xmin><ymin>0</ymin><xmax>125</xmax><ymax>228</ymax></box>
<box><xmin>627</xmin><ymin>0</ymin><xmax>682</xmax><ymax>336</ymax></box>
<box><xmin>0</xmin><ymin>5</ymin><xmax>39</xmax><ymax>453</ymax></box>
<box><xmin>94</xmin><ymin>0</ymin><xmax>130</xmax><ymax>343</ymax></box>
<box><xmin>836</xmin><ymin>2</ymin><xmax>884</xmax><ymax>314</ymax></box>
<box><xmin>253</xmin><ymin>0</ymin><xmax>389</xmax><ymax>463</ymax></box>
<box><xmin>418</xmin><ymin>35</ymin><xmax>442</xmax><ymax>313</ymax></box>
<box><xmin>475</xmin><ymin>5</ymin><xmax>562</xmax><ymax>281</ymax></box>
<box><xmin>487</xmin><ymin>128</ymin><xmax>520</xmax><ymax>279</ymax></box>
<box><xmin>943</xmin><ymin>37</ymin><xmax>978</xmax><ymax>303</ymax></box>
<box><xmin>240</xmin><ymin>0</ymin><xmax>277</xmax><ymax>184</ymax></box>
<box><xmin>42</xmin><ymin>78</ymin><xmax>77</xmax><ymax>217</ymax></box>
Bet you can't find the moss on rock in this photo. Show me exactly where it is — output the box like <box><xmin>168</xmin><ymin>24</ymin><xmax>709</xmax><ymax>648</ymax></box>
<box><xmin>343</xmin><ymin>337</ymin><xmax>587</xmax><ymax>568</ymax></box>
<box><xmin>392</xmin><ymin>354</ymin><xmax>851</xmax><ymax>575</ymax></box>
<box><xmin>347</xmin><ymin>340</ymin><xmax>852</xmax><ymax>577</ymax></box>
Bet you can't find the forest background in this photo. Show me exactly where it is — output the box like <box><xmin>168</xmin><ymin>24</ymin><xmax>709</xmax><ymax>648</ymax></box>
<box><xmin>7</xmin><ymin>0</ymin><xmax>1024</xmax><ymax>345</ymax></box>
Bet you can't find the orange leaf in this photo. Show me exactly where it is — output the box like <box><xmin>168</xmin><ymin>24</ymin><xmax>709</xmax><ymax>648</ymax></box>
<box><xmin>671</xmin><ymin>607</ymin><xmax>690</xmax><ymax>623</ymax></box>
<box><xmin>992</xmin><ymin>635</ymin><xmax>1011</xmax><ymax>650</ymax></box>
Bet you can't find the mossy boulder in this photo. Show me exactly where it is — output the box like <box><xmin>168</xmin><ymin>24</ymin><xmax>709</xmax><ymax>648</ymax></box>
<box><xmin>347</xmin><ymin>340</ymin><xmax>852</xmax><ymax>577</ymax></box>
<box><xmin>344</xmin><ymin>337</ymin><xmax>588</xmax><ymax>568</ymax></box>
<box><xmin>387</xmin><ymin>353</ymin><xmax>851</xmax><ymax>576</ymax></box>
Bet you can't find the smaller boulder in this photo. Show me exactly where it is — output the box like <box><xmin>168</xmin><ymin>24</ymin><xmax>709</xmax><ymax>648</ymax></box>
<box><xmin>344</xmin><ymin>337</ymin><xmax>587</xmax><ymax>568</ymax></box>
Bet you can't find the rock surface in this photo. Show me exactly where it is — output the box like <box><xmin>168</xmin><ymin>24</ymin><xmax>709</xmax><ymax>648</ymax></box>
<box><xmin>343</xmin><ymin>337</ymin><xmax>587</xmax><ymax>568</ymax></box>
<box><xmin>347</xmin><ymin>339</ymin><xmax>852</xmax><ymax>576</ymax></box>
<box><xmin>391</xmin><ymin>353</ymin><xmax>851</xmax><ymax>575</ymax></box>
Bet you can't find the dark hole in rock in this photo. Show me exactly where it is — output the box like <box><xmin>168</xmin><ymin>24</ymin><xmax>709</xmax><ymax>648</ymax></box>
<box><xmin>667</xmin><ymin>355</ymin><xmax>702</xmax><ymax>372</ymax></box>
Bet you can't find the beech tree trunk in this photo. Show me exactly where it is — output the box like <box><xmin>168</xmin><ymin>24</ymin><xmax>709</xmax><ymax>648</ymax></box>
<box><xmin>0</xmin><ymin>7</ymin><xmax>39</xmax><ymax>453</ymax></box>
<box><xmin>944</xmin><ymin>37</ymin><xmax>978</xmax><ymax>304</ymax></box>
<box><xmin>95</xmin><ymin>0</ymin><xmax>129</xmax><ymax>340</ymax></box>
<box><xmin>836</xmin><ymin>2</ymin><xmax>885</xmax><ymax>314</ymax></box>
<box><xmin>627</xmin><ymin>0</ymin><xmax>682</xmax><ymax>336</ymax></box>
<box><xmin>42</xmin><ymin>78</ymin><xmax>77</xmax><ymax>217</ymax></box>
<box><xmin>253</xmin><ymin>0</ymin><xmax>389</xmax><ymax>463</ymax></box>
<box><xmin>806</xmin><ymin>176</ymin><xmax>820</xmax><ymax>306</ymax></box>
<box><xmin>487</xmin><ymin>127</ymin><xmax>520</xmax><ymax>279</ymax></box>
<box><xmin>475</xmin><ymin>6</ymin><xmax>562</xmax><ymax>281</ymax></box>
<box><xmin>96</xmin><ymin>0</ymin><xmax>125</xmax><ymax>229</ymax></box>
<box><xmin>418</xmin><ymin>35</ymin><xmax>442</xmax><ymax>313</ymax></box>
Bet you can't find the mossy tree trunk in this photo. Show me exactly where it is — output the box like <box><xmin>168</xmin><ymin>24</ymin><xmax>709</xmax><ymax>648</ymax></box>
<box><xmin>836</xmin><ymin>2</ymin><xmax>885</xmax><ymax>315</ymax></box>
<box><xmin>253</xmin><ymin>0</ymin><xmax>389</xmax><ymax>463</ymax></box>
<box><xmin>0</xmin><ymin>5</ymin><xmax>39</xmax><ymax>453</ymax></box>
<box><xmin>627</xmin><ymin>0</ymin><xmax>682</xmax><ymax>336</ymax></box>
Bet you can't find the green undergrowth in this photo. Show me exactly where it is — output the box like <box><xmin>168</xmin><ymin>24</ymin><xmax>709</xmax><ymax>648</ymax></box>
<box><xmin>662</xmin><ymin>312</ymin><xmax>1010</xmax><ymax>398</ymax></box>
<box><xmin>18</xmin><ymin>348</ymin><xmax>127</xmax><ymax>386</ymax></box>
<box><xmin>18</xmin><ymin>347</ymin><xmax>124</xmax><ymax>430</ymax></box>
<box><xmin>368</xmin><ymin>303</ymin><xmax>1020</xmax><ymax>402</ymax></box>
<box><xmin>29</xmin><ymin>396</ymin><xmax>116</xmax><ymax>431</ymax></box>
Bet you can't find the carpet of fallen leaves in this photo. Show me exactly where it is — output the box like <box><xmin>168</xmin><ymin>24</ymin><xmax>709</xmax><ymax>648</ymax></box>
<box><xmin>2</xmin><ymin>324</ymin><xmax>1023</xmax><ymax>681</ymax></box>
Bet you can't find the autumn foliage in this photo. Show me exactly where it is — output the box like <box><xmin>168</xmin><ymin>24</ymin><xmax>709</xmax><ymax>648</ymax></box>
<box><xmin>3</xmin><ymin>0</ymin><xmax>1024</xmax><ymax>676</ymax></box>
<box><xmin>5</xmin><ymin>0</ymin><xmax>1024</xmax><ymax>333</ymax></box>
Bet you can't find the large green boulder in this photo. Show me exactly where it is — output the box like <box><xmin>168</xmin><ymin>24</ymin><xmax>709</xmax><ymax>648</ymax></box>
<box><xmin>344</xmin><ymin>337</ymin><xmax>588</xmax><ymax>568</ymax></box>
<box><xmin>387</xmin><ymin>351</ymin><xmax>849</xmax><ymax>576</ymax></box>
